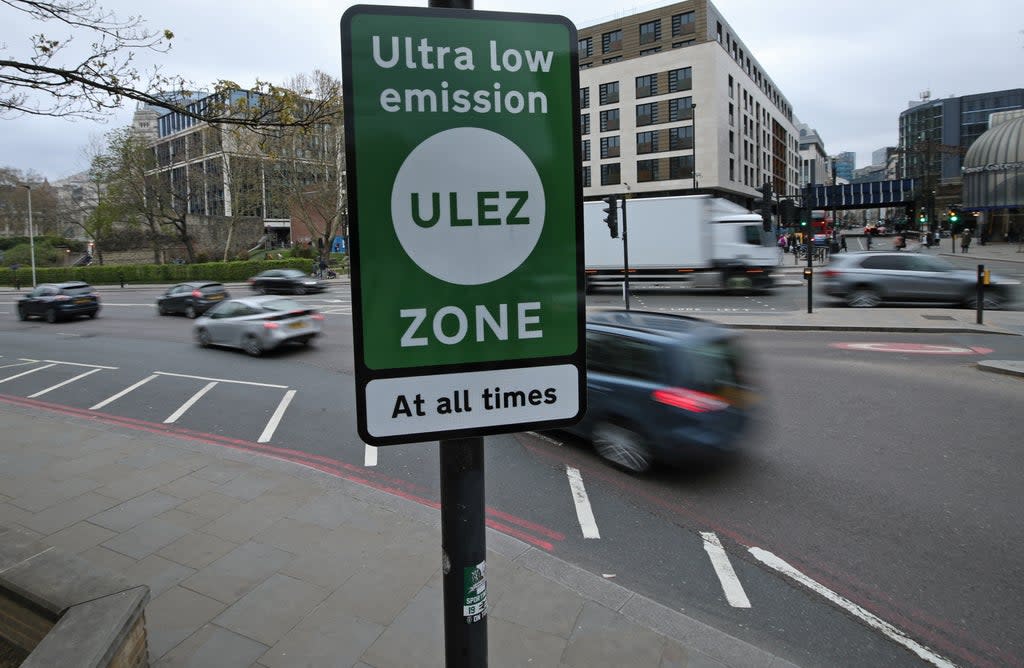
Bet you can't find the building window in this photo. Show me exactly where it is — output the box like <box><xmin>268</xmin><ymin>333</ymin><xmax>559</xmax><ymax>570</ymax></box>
<box><xmin>600</xmin><ymin>136</ymin><xmax>620</xmax><ymax>159</ymax></box>
<box><xmin>668</xmin><ymin>67</ymin><xmax>692</xmax><ymax>93</ymax></box>
<box><xmin>599</xmin><ymin>82</ymin><xmax>619</xmax><ymax>105</ymax></box>
<box><xmin>636</xmin><ymin>102</ymin><xmax>658</xmax><ymax>126</ymax></box>
<box><xmin>669</xmin><ymin>126</ymin><xmax>693</xmax><ymax>150</ymax></box>
<box><xmin>578</xmin><ymin>37</ymin><xmax>593</xmax><ymax>58</ymax></box>
<box><xmin>672</xmin><ymin>11</ymin><xmax>695</xmax><ymax>37</ymax></box>
<box><xmin>602</xmin><ymin>56</ymin><xmax>622</xmax><ymax>64</ymax></box>
<box><xmin>583</xmin><ymin>166</ymin><xmax>591</xmax><ymax>188</ymax></box>
<box><xmin>637</xmin><ymin>159</ymin><xmax>661</xmax><ymax>182</ymax></box>
<box><xmin>600</xmin><ymin>109</ymin><xmax>620</xmax><ymax>132</ymax></box>
<box><xmin>728</xmin><ymin>74</ymin><xmax>734</xmax><ymax>98</ymax></box>
<box><xmin>668</xmin><ymin>97</ymin><xmax>693</xmax><ymax>122</ymax></box>
<box><xmin>729</xmin><ymin>130</ymin><xmax>734</xmax><ymax>153</ymax></box>
<box><xmin>729</xmin><ymin>158</ymin><xmax>735</xmax><ymax>181</ymax></box>
<box><xmin>639</xmin><ymin>20</ymin><xmax>661</xmax><ymax>45</ymax></box>
<box><xmin>635</xmin><ymin>74</ymin><xmax>658</xmax><ymax>99</ymax></box>
<box><xmin>669</xmin><ymin>155</ymin><xmax>694</xmax><ymax>180</ymax></box>
<box><xmin>672</xmin><ymin>40</ymin><xmax>695</xmax><ymax>48</ymax></box>
<box><xmin>581</xmin><ymin>113</ymin><xmax>590</xmax><ymax>135</ymax></box>
<box><xmin>640</xmin><ymin>47</ymin><xmax>662</xmax><ymax>56</ymax></box>
<box><xmin>602</xmin><ymin>29</ymin><xmax>622</xmax><ymax>53</ymax></box>
<box><xmin>600</xmin><ymin>163</ymin><xmax>621</xmax><ymax>185</ymax></box>
<box><xmin>582</xmin><ymin>139</ymin><xmax>591</xmax><ymax>161</ymax></box>
<box><xmin>637</xmin><ymin>131</ymin><xmax>659</xmax><ymax>154</ymax></box>
<box><xmin>580</xmin><ymin>62</ymin><xmax>592</xmax><ymax>70</ymax></box>
<box><xmin>580</xmin><ymin>87</ymin><xmax>590</xmax><ymax>109</ymax></box>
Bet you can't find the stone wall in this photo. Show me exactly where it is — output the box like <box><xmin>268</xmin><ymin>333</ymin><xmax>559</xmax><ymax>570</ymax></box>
<box><xmin>97</xmin><ymin>215</ymin><xmax>264</xmax><ymax>265</ymax></box>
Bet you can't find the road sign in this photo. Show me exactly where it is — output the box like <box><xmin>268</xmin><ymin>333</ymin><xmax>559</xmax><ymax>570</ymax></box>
<box><xmin>341</xmin><ymin>5</ymin><xmax>584</xmax><ymax>445</ymax></box>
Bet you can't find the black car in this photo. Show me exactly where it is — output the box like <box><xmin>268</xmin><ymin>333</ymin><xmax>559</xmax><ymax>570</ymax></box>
<box><xmin>17</xmin><ymin>281</ymin><xmax>100</xmax><ymax>323</ymax></box>
<box><xmin>157</xmin><ymin>281</ymin><xmax>230</xmax><ymax>318</ymax></box>
<box><xmin>247</xmin><ymin>269</ymin><xmax>326</xmax><ymax>295</ymax></box>
<box><xmin>564</xmin><ymin>309</ymin><xmax>757</xmax><ymax>473</ymax></box>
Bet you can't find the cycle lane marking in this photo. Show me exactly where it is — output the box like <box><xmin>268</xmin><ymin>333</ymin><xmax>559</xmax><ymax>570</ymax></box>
<box><xmin>701</xmin><ymin>532</ymin><xmax>751</xmax><ymax>608</ymax></box>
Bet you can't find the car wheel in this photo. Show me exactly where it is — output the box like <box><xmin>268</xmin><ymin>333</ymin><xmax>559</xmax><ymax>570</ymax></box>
<box><xmin>185</xmin><ymin>305</ymin><xmax>197</xmax><ymax>319</ymax></box>
<box><xmin>243</xmin><ymin>334</ymin><xmax>263</xmax><ymax>357</ymax></box>
<box><xmin>964</xmin><ymin>290</ymin><xmax>1006</xmax><ymax>311</ymax></box>
<box><xmin>87</xmin><ymin>311</ymin><xmax>97</xmax><ymax>319</ymax></box>
<box><xmin>158</xmin><ymin>303</ymin><xmax>169</xmax><ymax>316</ymax></box>
<box><xmin>256</xmin><ymin>285</ymin><xmax>266</xmax><ymax>295</ymax></box>
<box><xmin>45</xmin><ymin>308</ymin><xmax>58</xmax><ymax>323</ymax></box>
<box><xmin>847</xmin><ymin>288</ymin><xmax>881</xmax><ymax>308</ymax></box>
<box><xmin>593</xmin><ymin>422</ymin><xmax>652</xmax><ymax>473</ymax></box>
<box><xmin>17</xmin><ymin>306</ymin><xmax>28</xmax><ymax>321</ymax></box>
<box><xmin>196</xmin><ymin>328</ymin><xmax>212</xmax><ymax>348</ymax></box>
<box><xmin>295</xmin><ymin>286</ymin><xmax>306</xmax><ymax>295</ymax></box>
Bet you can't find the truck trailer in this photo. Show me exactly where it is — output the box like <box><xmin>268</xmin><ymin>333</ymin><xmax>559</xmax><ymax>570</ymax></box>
<box><xmin>584</xmin><ymin>195</ymin><xmax>779</xmax><ymax>292</ymax></box>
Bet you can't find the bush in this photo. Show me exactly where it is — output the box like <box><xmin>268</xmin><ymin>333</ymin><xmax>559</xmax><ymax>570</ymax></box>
<box><xmin>0</xmin><ymin>258</ymin><xmax>315</xmax><ymax>287</ymax></box>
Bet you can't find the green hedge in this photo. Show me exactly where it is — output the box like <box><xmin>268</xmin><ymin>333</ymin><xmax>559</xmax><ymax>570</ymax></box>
<box><xmin>0</xmin><ymin>258</ymin><xmax>342</xmax><ymax>287</ymax></box>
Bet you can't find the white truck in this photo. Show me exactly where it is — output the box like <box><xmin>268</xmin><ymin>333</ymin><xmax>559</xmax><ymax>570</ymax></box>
<box><xmin>584</xmin><ymin>195</ymin><xmax>779</xmax><ymax>292</ymax></box>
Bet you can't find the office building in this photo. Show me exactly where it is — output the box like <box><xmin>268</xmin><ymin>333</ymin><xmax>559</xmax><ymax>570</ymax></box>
<box><xmin>577</xmin><ymin>0</ymin><xmax>801</xmax><ymax>207</ymax></box>
<box><xmin>831</xmin><ymin>152</ymin><xmax>855</xmax><ymax>183</ymax></box>
<box><xmin>796</xmin><ymin>123</ymin><xmax>828</xmax><ymax>186</ymax></box>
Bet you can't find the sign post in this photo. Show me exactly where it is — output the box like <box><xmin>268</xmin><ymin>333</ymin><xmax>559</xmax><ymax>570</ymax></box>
<box><xmin>341</xmin><ymin>5</ymin><xmax>583</xmax><ymax>665</ymax></box>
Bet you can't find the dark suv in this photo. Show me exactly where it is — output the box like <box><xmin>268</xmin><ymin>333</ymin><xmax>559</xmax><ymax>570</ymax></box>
<box><xmin>17</xmin><ymin>281</ymin><xmax>100</xmax><ymax>322</ymax></box>
<box><xmin>157</xmin><ymin>281</ymin><xmax>230</xmax><ymax>318</ymax></box>
<box><xmin>565</xmin><ymin>309</ymin><xmax>756</xmax><ymax>473</ymax></box>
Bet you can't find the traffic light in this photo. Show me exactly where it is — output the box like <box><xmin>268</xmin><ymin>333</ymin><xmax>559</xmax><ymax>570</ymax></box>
<box><xmin>758</xmin><ymin>182</ymin><xmax>773</xmax><ymax>232</ymax></box>
<box><xmin>918</xmin><ymin>211</ymin><xmax>927</xmax><ymax>224</ymax></box>
<box><xmin>602</xmin><ymin>194</ymin><xmax>619</xmax><ymax>238</ymax></box>
<box><xmin>797</xmin><ymin>207</ymin><xmax>809</xmax><ymax>229</ymax></box>
<box><xmin>779</xmin><ymin>199</ymin><xmax>796</xmax><ymax>227</ymax></box>
<box><xmin>949</xmin><ymin>208</ymin><xmax>959</xmax><ymax>224</ymax></box>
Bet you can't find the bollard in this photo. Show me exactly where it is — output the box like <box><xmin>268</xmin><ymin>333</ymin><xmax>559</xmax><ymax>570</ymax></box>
<box><xmin>976</xmin><ymin>264</ymin><xmax>986</xmax><ymax>325</ymax></box>
<box><xmin>119</xmin><ymin>271</ymin><xmax>124</xmax><ymax>289</ymax></box>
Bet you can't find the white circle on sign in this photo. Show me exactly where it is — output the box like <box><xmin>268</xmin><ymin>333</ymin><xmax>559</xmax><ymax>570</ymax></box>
<box><xmin>391</xmin><ymin>127</ymin><xmax>545</xmax><ymax>285</ymax></box>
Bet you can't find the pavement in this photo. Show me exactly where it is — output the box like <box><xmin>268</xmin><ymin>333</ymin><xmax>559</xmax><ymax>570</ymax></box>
<box><xmin>1</xmin><ymin>242</ymin><xmax>1022</xmax><ymax>668</ymax></box>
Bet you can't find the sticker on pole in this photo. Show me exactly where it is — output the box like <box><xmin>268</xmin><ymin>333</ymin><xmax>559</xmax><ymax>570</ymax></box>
<box><xmin>463</xmin><ymin>560</ymin><xmax>487</xmax><ymax>623</ymax></box>
<box><xmin>340</xmin><ymin>5</ymin><xmax>585</xmax><ymax>445</ymax></box>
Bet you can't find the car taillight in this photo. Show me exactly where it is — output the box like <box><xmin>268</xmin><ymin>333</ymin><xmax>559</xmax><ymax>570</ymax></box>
<box><xmin>192</xmin><ymin>290</ymin><xmax>203</xmax><ymax>298</ymax></box>
<box><xmin>263</xmin><ymin>322</ymin><xmax>280</xmax><ymax>330</ymax></box>
<box><xmin>821</xmin><ymin>270</ymin><xmax>840</xmax><ymax>278</ymax></box>
<box><xmin>652</xmin><ymin>388</ymin><xmax>729</xmax><ymax>413</ymax></box>
<box><xmin>311</xmin><ymin>313</ymin><xmax>324</xmax><ymax>321</ymax></box>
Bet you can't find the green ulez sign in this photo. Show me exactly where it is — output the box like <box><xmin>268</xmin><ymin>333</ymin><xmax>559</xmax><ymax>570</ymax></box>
<box><xmin>340</xmin><ymin>5</ymin><xmax>585</xmax><ymax>445</ymax></box>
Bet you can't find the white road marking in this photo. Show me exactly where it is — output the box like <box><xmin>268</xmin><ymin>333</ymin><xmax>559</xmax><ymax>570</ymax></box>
<box><xmin>566</xmin><ymin>466</ymin><xmax>600</xmax><ymax>539</ymax></box>
<box><xmin>28</xmin><ymin>368</ymin><xmax>103</xmax><ymax>398</ymax></box>
<box><xmin>42</xmin><ymin>359</ymin><xmax>118</xmax><ymax>369</ymax></box>
<box><xmin>0</xmin><ymin>547</ymin><xmax>54</xmax><ymax>575</ymax></box>
<box><xmin>749</xmin><ymin>547</ymin><xmax>957</xmax><ymax>668</ymax></box>
<box><xmin>0</xmin><ymin>360</ymin><xmax>38</xmax><ymax>370</ymax></box>
<box><xmin>90</xmin><ymin>374</ymin><xmax>158</xmax><ymax>410</ymax></box>
<box><xmin>0</xmin><ymin>363</ymin><xmax>56</xmax><ymax>385</ymax></box>
<box><xmin>258</xmin><ymin>389</ymin><xmax>296</xmax><ymax>443</ymax></box>
<box><xmin>364</xmin><ymin>443</ymin><xmax>378</xmax><ymax>466</ymax></box>
<box><xmin>153</xmin><ymin>370</ymin><xmax>288</xmax><ymax>389</ymax></box>
<box><xmin>700</xmin><ymin>532</ymin><xmax>751</xmax><ymax>608</ymax></box>
<box><xmin>526</xmin><ymin>431</ymin><xmax>564</xmax><ymax>446</ymax></box>
<box><xmin>164</xmin><ymin>381</ymin><xmax>218</xmax><ymax>424</ymax></box>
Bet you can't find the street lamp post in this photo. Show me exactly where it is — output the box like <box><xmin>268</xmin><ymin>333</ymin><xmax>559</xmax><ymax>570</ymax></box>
<box><xmin>19</xmin><ymin>184</ymin><xmax>37</xmax><ymax>287</ymax></box>
<box><xmin>691</xmin><ymin>103</ymin><xmax>698</xmax><ymax>191</ymax></box>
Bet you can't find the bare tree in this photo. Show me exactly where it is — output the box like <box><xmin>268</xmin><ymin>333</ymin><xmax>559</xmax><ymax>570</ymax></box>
<box><xmin>1</xmin><ymin>0</ymin><xmax>338</xmax><ymax>129</ymax></box>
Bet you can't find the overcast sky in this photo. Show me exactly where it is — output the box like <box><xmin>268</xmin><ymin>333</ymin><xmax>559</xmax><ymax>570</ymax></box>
<box><xmin>2</xmin><ymin>0</ymin><xmax>1022</xmax><ymax>181</ymax></box>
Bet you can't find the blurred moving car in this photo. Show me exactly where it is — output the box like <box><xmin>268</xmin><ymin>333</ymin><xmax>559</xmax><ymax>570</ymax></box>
<box><xmin>247</xmin><ymin>269</ymin><xmax>325</xmax><ymax>295</ymax></box>
<box><xmin>156</xmin><ymin>281</ymin><xmax>230</xmax><ymax>318</ymax></box>
<box><xmin>193</xmin><ymin>296</ymin><xmax>323</xmax><ymax>356</ymax></box>
<box><xmin>821</xmin><ymin>252</ymin><xmax>1016</xmax><ymax>308</ymax></box>
<box><xmin>16</xmin><ymin>281</ymin><xmax>100</xmax><ymax>323</ymax></box>
<box><xmin>564</xmin><ymin>309</ymin><xmax>756</xmax><ymax>473</ymax></box>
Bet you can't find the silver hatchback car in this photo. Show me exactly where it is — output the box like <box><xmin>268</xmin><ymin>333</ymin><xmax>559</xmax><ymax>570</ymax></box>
<box><xmin>821</xmin><ymin>252</ymin><xmax>1015</xmax><ymax>308</ymax></box>
<box><xmin>194</xmin><ymin>296</ymin><xmax>323</xmax><ymax>356</ymax></box>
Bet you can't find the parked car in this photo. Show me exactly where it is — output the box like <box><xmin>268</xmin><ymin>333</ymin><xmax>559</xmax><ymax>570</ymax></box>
<box><xmin>563</xmin><ymin>309</ymin><xmax>757</xmax><ymax>473</ymax></box>
<box><xmin>156</xmin><ymin>281</ymin><xmax>230</xmax><ymax>318</ymax></box>
<box><xmin>16</xmin><ymin>281</ymin><xmax>100</xmax><ymax>323</ymax></box>
<box><xmin>821</xmin><ymin>252</ymin><xmax>1016</xmax><ymax>308</ymax></box>
<box><xmin>193</xmin><ymin>296</ymin><xmax>323</xmax><ymax>356</ymax></box>
<box><xmin>247</xmin><ymin>269</ymin><xmax>326</xmax><ymax>295</ymax></box>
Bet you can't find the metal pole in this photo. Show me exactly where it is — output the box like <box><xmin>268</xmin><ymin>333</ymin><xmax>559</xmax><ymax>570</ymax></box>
<box><xmin>976</xmin><ymin>264</ymin><xmax>984</xmax><ymax>325</ymax></box>
<box><xmin>439</xmin><ymin>437</ymin><xmax>487</xmax><ymax>668</ymax></box>
<box><xmin>621</xmin><ymin>198</ymin><xmax>630</xmax><ymax>311</ymax></box>
<box><xmin>22</xmin><ymin>185</ymin><xmax>37</xmax><ymax>287</ymax></box>
<box><xmin>424</xmin><ymin>4</ymin><xmax>487</xmax><ymax>666</ymax></box>
<box><xmin>806</xmin><ymin>231</ymin><xmax>813</xmax><ymax>314</ymax></box>
<box><xmin>691</xmin><ymin>103</ymin><xmax>697</xmax><ymax>191</ymax></box>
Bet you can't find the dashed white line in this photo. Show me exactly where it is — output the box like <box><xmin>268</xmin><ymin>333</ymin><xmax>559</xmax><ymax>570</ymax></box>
<box><xmin>0</xmin><ymin>360</ymin><xmax>38</xmax><ymax>371</ymax></box>
<box><xmin>258</xmin><ymin>389</ymin><xmax>296</xmax><ymax>443</ymax></box>
<box><xmin>700</xmin><ymin>532</ymin><xmax>751</xmax><ymax>608</ymax></box>
<box><xmin>364</xmin><ymin>443</ymin><xmax>378</xmax><ymax>467</ymax></box>
<box><xmin>0</xmin><ymin>363</ymin><xmax>56</xmax><ymax>385</ymax></box>
<box><xmin>28</xmin><ymin>368</ymin><xmax>103</xmax><ymax>398</ymax></box>
<box><xmin>42</xmin><ymin>359</ymin><xmax>118</xmax><ymax>369</ymax></box>
<box><xmin>749</xmin><ymin>547</ymin><xmax>957</xmax><ymax>668</ymax></box>
<box><xmin>164</xmin><ymin>381</ymin><xmax>218</xmax><ymax>424</ymax></box>
<box><xmin>90</xmin><ymin>374</ymin><xmax>158</xmax><ymax>410</ymax></box>
<box><xmin>566</xmin><ymin>466</ymin><xmax>600</xmax><ymax>539</ymax></box>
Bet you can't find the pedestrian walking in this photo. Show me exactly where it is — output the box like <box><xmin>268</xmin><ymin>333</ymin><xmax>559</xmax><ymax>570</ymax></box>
<box><xmin>839</xmin><ymin>235</ymin><xmax>847</xmax><ymax>252</ymax></box>
<box><xmin>961</xmin><ymin>229</ymin><xmax>972</xmax><ymax>253</ymax></box>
